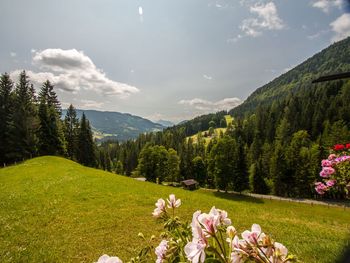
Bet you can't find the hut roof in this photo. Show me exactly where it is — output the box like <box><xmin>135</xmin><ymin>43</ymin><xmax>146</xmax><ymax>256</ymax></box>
<box><xmin>181</xmin><ymin>179</ymin><xmax>198</xmax><ymax>186</ymax></box>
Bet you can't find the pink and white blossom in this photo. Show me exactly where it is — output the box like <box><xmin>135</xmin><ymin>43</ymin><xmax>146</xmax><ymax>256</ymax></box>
<box><xmin>96</xmin><ymin>254</ymin><xmax>122</xmax><ymax>263</ymax></box>
<box><xmin>241</xmin><ymin>224</ymin><xmax>262</xmax><ymax>244</ymax></box>
<box><xmin>152</xmin><ymin>198</ymin><xmax>166</xmax><ymax>218</ymax></box>
<box><xmin>197</xmin><ymin>207</ymin><xmax>221</xmax><ymax>237</ymax></box>
<box><xmin>184</xmin><ymin>241</ymin><xmax>206</xmax><ymax>263</ymax></box>
<box><xmin>167</xmin><ymin>194</ymin><xmax>181</xmax><ymax>209</ymax></box>
<box><xmin>155</xmin><ymin>240</ymin><xmax>168</xmax><ymax>263</ymax></box>
<box><xmin>270</xmin><ymin>242</ymin><xmax>288</xmax><ymax>263</ymax></box>
<box><xmin>185</xmin><ymin>210</ymin><xmax>208</xmax><ymax>263</ymax></box>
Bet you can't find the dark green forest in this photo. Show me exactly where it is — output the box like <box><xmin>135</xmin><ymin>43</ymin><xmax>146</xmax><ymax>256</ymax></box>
<box><xmin>0</xmin><ymin>71</ymin><xmax>97</xmax><ymax>168</ymax></box>
<box><xmin>1</xmin><ymin>37</ymin><xmax>350</xmax><ymax>199</ymax></box>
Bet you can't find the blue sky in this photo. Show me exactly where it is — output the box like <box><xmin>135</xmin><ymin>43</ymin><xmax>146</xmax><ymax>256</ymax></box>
<box><xmin>1</xmin><ymin>0</ymin><xmax>350</xmax><ymax>123</ymax></box>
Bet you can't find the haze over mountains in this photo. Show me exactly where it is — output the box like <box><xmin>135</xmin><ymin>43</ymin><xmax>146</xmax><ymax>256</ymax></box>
<box><xmin>62</xmin><ymin>109</ymin><xmax>166</xmax><ymax>141</ymax></box>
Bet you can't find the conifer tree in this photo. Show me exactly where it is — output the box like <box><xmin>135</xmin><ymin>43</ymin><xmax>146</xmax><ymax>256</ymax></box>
<box><xmin>0</xmin><ymin>73</ymin><xmax>14</xmax><ymax>164</ymax></box>
<box><xmin>77</xmin><ymin>113</ymin><xmax>97</xmax><ymax>167</ymax></box>
<box><xmin>37</xmin><ymin>80</ymin><xmax>65</xmax><ymax>155</ymax></box>
<box><xmin>64</xmin><ymin>104</ymin><xmax>79</xmax><ymax>159</ymax></box>
<box><xmin>8</xmin><ymin>71</ymin><xmax>39</xmax><ymax>161</ymax></box>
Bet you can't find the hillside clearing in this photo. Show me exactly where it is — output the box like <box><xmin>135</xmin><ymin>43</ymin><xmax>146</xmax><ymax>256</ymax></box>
<box><xmin>0</xmin><ymin>156</ymin><xmax>349</xmax><ymax>262</ymax></box>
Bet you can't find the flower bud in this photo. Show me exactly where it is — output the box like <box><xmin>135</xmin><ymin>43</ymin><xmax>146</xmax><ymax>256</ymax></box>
<box><xmin>226</xmin><ymin>226</ymin><xmax>237</xmax><ymax>239</ymax></box>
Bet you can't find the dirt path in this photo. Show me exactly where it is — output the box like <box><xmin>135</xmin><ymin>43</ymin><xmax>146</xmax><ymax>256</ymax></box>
<box><xmin>202</xmin><ymin>188</ymin><xmax>350</xmax><ymax>209</ymax></box>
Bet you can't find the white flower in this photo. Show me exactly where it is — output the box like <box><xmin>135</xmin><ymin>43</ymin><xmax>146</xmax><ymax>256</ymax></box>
<box><xmin>241</xmin><ymin>224</ymin><xmax>262</xmax><ymax>244</ymax></box>
<box><xmin>167</xmin><ymin>194</ymin><xmax>181</xmax><ymax>208</ymax></box>
<box><xmin>185</xmin><ymin>210</ymin><xmax>207</xmax><ymax>263</ymax></box>
<box><xmin>152</xmin><ymin>198</ymin><xmax>166</xmax><ymax>218</ymax></box>
<box><xmin>184</xmin><ymin>241</ymin><xmax>206</xmax><ymax>263</ymax></box>
<box><xmin>96</xmin><ymin>254</ymin><xmax>122</xmax><ymax>263</ymax></box>
<box><xmin>155</xmin><ymin>240</ymin><xmax>168</xmax><ymax>263</ymax></box>
<box><xmin>197</xmin><ymin>207</ymin><xmax>222</xmax><ymax>236</ymax></box>
<box><xmin>270</xmin><ymin>242</ymin><xmax>289</xmax><ymax>263</ymax></box>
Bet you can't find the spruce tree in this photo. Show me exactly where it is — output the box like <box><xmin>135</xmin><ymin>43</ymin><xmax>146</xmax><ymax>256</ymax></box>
<box><xmin>8</xmin><ymin>71</ymin><xmax>39</xmax><ymax>161</ymax></box>
<box><xmin>0</xmin><ymin>73</ymin><xmax>14</xmax><ymax>164</ymax></box>
<box><xmin>37</xmin><ymin>80</ymin><xmax>65</xmax><ymax>155</ymax></box>
<box><xmin>77</xmin><ymin>113</ymin><xmax>97</xmax><ymax>167</ymax></box>
<box><xmin>64</xmin><ymin>104</ymin><xmax>79</xmax><ymax>159</ymax></box>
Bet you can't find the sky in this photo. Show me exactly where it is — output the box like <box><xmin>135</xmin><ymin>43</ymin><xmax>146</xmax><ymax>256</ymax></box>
<box><xmin>1</xmin><ymin>0</ymin><xmax>350</xmax><ymax>123</ymax></box>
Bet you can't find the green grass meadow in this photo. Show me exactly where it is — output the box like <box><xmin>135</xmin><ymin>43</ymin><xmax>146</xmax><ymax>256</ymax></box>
<box><xmin>0</xmin><ymin>156</ymin><xmax>349</xmax><ymax>262</ymax></box>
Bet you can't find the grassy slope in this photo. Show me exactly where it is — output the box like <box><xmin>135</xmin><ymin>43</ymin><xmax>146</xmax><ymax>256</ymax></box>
<box><xmin>0</xmin><ymin>157</ymin><xmax>349</xmax><ymax>263</ymax></box>
<box><xmin>188</xmin><ymin>115</ymin><xmax>233</xmax><ymax>145</ymax></box>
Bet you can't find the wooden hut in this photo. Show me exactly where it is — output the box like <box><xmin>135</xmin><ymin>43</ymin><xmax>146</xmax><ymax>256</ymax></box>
<box><xmin>181</xmin><ymin>179</ymin><xmax>199</xmax><ymax>190</ymax></box>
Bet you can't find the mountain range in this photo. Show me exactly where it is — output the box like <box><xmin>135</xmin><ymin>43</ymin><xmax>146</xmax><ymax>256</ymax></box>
<box><xmin>62</xmin><ymin>109</ymin><xmax>165</xmax><ymax>141</ymax></box>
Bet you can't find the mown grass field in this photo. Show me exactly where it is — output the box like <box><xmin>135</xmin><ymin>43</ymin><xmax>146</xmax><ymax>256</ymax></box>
<box><xmin>0</xmin><ymin>156</ymin><xmax>349</xmax><ymax>262</ymax></box>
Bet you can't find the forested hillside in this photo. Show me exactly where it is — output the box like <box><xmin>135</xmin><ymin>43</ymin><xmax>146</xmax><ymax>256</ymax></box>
<box><xmin>230</xmin><ymin>36</ymin><xmax>350</xmax><ymax>117</ymax></box>
<box><xmin>97</xmin><ymin>37</ymin><xmax>350</xmax><ymax>199</ymax></box>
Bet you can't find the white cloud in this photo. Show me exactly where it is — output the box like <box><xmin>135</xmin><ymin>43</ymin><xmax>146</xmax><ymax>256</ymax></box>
<box><xmin>239</xmin><ymin>2</ymin><xmax>284</xmax><ymax>38</ymax></box>
<box><xmin>179</xmin><ymin>97</ymin><xmax>242</xmax><ymax>112</ymax></box>
<box><xmin>330</xmin><ymin>13</ymin><xmax>350</xmax><ymax>42</ymax></box>
<box><xmin>10</xmin><ymin>52</ymin><xmax>16</xmax><ymax>57</ymax></box>
<box><xmin>11</xmin><ymin>49</ymin><xmax>139</xmax><ymax>97</ymax></box>
<box><xmin>138</xmin><ymin>6</ymin><xmax>143</xmax><ymax>16</ymax></box>
<box><xmin>312</xmin><ymin>0</ymin><xmax>342</xmax><ymax>13</ymax></box>
<box><xmin>78</xmin><ymin>99</ymin><xmax>104</xmax><ymax>109</ymax></box>
<box><xmin>203</xmin><ymin>74</ymin><xmax>213</xmax><ymax>80</ymax></box>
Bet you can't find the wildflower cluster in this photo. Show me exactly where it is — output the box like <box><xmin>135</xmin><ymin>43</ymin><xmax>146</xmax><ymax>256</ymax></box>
<box><xmin>315</xmin><ymin>143</ymin><xmax>350</xmax><ymax>196</ymax></box>
<box><xmin>96</xmin><ymin>194</ymin><xmax>296</xmax><ymax>263</ymax></box>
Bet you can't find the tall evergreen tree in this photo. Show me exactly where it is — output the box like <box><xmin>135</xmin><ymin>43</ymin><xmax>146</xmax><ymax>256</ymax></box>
<box><xmin>64</xmin><ymin>104</ymin><xmax>79</xmax><ymax>159</ymax></box>
<box><xmin>0</xmin><ymin>73</ymin><xmax>14</xmax><ymax>164</ymax></box>
<box><xmin>8</xmin><ymin>71</ymin><xmax>39</xmax><ymax>161</ymax></box>
<box><xmin>37</xmin><ymin>80</ymin><xmax>65</xmax><ymax>155</ymax></box>
<box><xmin>232</xmin><ymin>137</ymin><xmax>249</xmax><ymax>193</ymax></box>
<box><xmin>77</xmin><ymin>113</ymin><xmax>97</xmax><ymax>167</ymax></box>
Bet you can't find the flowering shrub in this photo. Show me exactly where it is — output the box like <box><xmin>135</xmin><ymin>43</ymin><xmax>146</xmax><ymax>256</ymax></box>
<box><xmin>315</xmin><ymin>143</ymin><xmax>350</xmax><ymax>196</ymax></box>
<box><xmin>96</xmin><ymin>194</ymin><xmax>296</xmax><ymax>263</ymax></box>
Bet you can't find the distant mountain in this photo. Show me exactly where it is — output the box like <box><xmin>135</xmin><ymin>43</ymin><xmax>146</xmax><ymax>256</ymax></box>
<box><xmin>156</xmin><ymin>120</ymin><xmax>174</xmax><ymax>127</ymax></box>
<box><xmin>62</xmin><ymin>109</ymin><xmax>165</xmax><ymax>141</ymax></box>
<box><xmin>230</xmin><ymin>36</ymin><xmax>350</xmax><ymax>117</ymax></box>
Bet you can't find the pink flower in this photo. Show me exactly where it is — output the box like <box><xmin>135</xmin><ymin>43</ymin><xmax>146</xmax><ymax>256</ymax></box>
<box><xmin>167</xmin><ymin>194</ymin><xmax>181</xmax><ymax>208</ymax></box>
<box><xmin>241</xmin><ymin>224</ymin><xmax>262</xmax><ymax>244</ymax></box>
<box><xmin>269</xmin><ymin>242</ymin><xmax>288</xmax><ymax>263</ymax></box>
<box><xmin>152</xmin><ymin>198</ymin><xmax>166</xmax><ymax>218</ymax></box>
<box><xmin>184</xmin><ymin>241</ymin><xmax>206</xmax><ymax>263</ymax></box>
<box><xmin>155</xmin><ymin>240</ymin><xmax>168</xmax><ymax>263</ymax></box>
<box><xmin>230</xmin><ymin>236</ymin><xmax>248</xmax><ymax>263</ymax></box>
<box><xmin>197</xmin><ymin>207</ymin><xmax>221</xmax><ymax>237</ymax></box>
<box><xmin>321</xmin><ymin>159</ymin><xmax>332</xmax><ymax>167</ymax></box>
<box><xmin>315</xmin><ymin>182</ymin><xmax>328</xmax><ymax>195</ymax></box>
<box><xmin>96</xmin><ymin>254</ymin><xmax>122</xmax><ymax>263</ymax></box>
<box><xmin>328</xmin><ymin>154</ymin><xmax>336</xmax><ymax>160</ymax></box>
<box><xmin>326</xmin><ymin>179</ymin><xmax>336</xmax><ymax>187</ymax></box>
<box><xmin>211</xmin><ymin>207</ymin><xmax>232</xmax><ymax>225</ymax></box>
<box><xmin>185</xmin><ymin>211</ymin><xmax>207</xmax><ymax>263</ymax></box>
<box><xmin>319</xmin><ymin>167</ymin><xmax>335</xmax><ymax>177</ymax></box>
